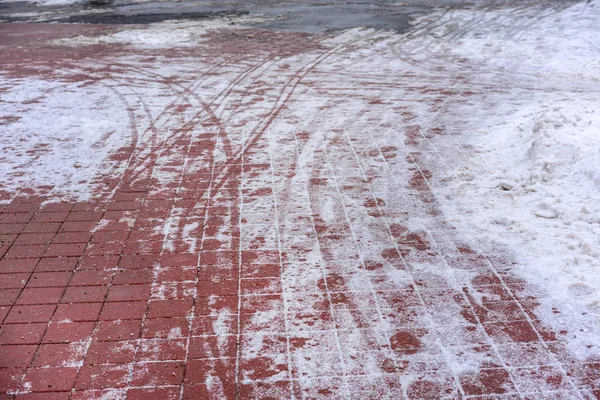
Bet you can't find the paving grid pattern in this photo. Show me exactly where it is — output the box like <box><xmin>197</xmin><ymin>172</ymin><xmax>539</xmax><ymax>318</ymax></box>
<box><xmin>1</xmin><ymin>5</ymin><xmax>600</xmax><ymax>399</ymax></box>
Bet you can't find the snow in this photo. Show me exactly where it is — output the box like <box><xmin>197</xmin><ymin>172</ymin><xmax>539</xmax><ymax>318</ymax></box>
<box><xmin>29</xmin><ymin>0</ymin><xmax>87</xmax><ymax>5</ymax></box>
<box><xmin>2</xmin><ymin>0</ymin><xmax>600</xmax><ymax>394</ymax></box>
<box><xmin>50</xmin><ymin>21</ymin><xmax>205</xmax><ymax>49</ymax></box>
<box><xmin>425</xmin><ymin>1</ymin><xmax>600</xmax><ymax>358</ymax></box>
<box><xmin>50</xmin><ymin>17</ymin><xmax>274</xmax><ymax>49</ymax></box>
<box><xmin>0</xmin><ymin>78</ymin><xmax>132</xmax><ymax>200</ymax></box>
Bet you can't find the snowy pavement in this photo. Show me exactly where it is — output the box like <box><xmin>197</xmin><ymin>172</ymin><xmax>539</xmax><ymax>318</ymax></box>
<box><xmin>1</xmin><ymin>1</ymin><xmax>600</xmax><ymax>398</ymax></box>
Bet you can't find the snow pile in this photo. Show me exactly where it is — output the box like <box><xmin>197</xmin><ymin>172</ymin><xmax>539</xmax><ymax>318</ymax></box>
<box><xmin>443</xmin><ymin>102</ymin><xmax>600</xmax><ymax>307</ymax></box>
<box><xmin>428</xmin><ymin>1</ymin><xmax>600</xmax><ymax>357</ymax></box>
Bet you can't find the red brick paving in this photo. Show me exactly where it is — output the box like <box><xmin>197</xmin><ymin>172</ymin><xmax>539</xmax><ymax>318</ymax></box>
<box><xmin>0</xmin><ymin>22</ymin><xmax>599</xmax><ymax>400</ymax></box>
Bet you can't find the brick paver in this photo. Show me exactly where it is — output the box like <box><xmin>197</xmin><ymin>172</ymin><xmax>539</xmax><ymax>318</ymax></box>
<box><xmin>0</xmin><ymin>18</ymin><xmax>599</xmax><ymax>400</ymax></box>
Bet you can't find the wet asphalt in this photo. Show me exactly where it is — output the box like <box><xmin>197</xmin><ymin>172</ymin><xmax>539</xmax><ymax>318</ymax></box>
<box><xmin>0</xmin><ymin>0</ymin><xmax>536</xmax><ymax>33</ymax></box>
